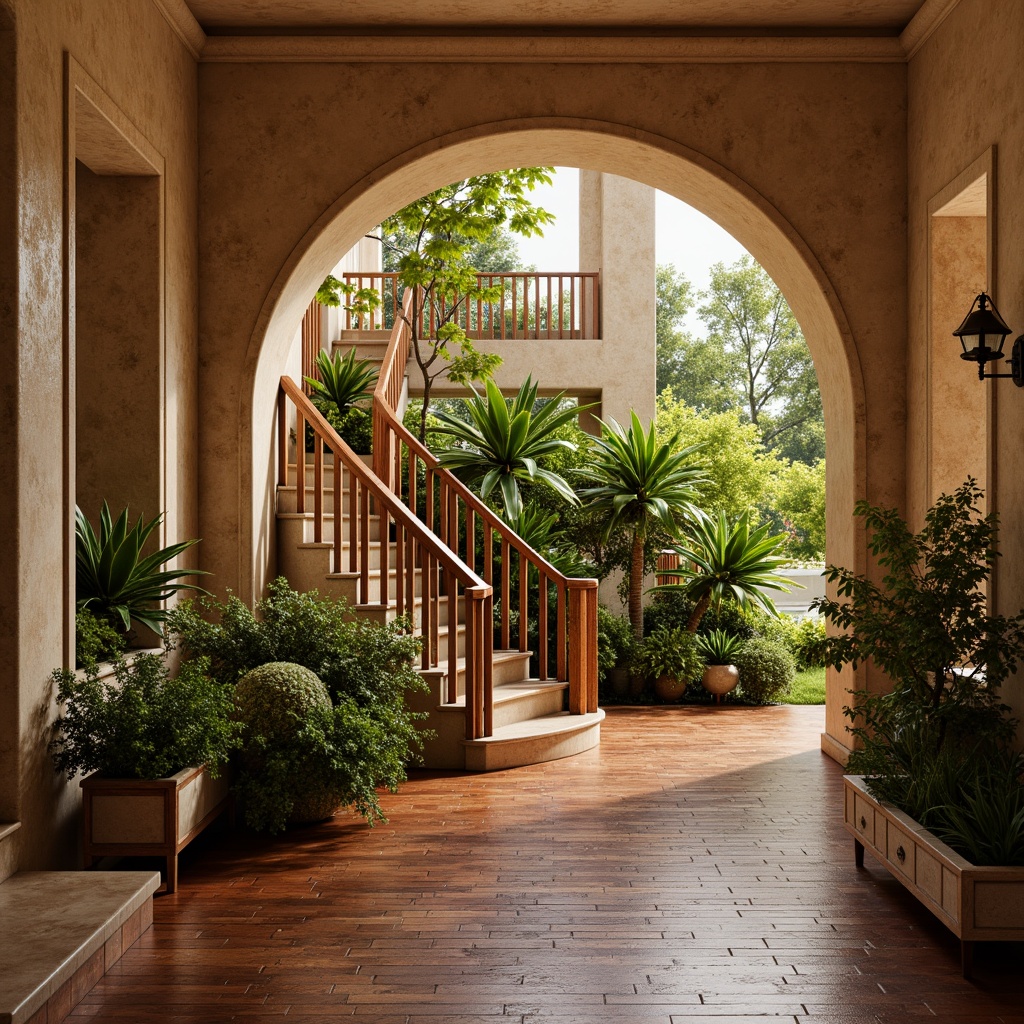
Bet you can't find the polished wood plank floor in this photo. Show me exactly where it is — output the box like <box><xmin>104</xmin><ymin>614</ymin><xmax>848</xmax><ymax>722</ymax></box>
<box><xmin>73</xmin><ymin>706</ymin><xmax>1024</xmax><ymax>1023</ymax></box>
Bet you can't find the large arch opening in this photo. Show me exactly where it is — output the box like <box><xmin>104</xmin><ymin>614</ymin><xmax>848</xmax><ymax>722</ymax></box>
<box><xmin>241</xmin><ymin>120</ymin><xmax>867</xmax><ymax>760</ymax></box>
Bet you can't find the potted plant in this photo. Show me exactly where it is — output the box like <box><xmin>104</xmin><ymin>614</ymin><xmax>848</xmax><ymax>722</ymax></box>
<box><xmin>303</xmin><ymin>347</ymin><xmax>378</xmax><ymax>456</ymax></box>
<box><xmin>50</xmin><ymin>652</ymin><xmax>239</xmax><ymax>893</ymax></box>
<box><xmin>816</xmin><ymin>479</ymin><xmax>1024</xmax><ymax>977</ymax></box>
<box><xmin>695</xmin><ymin>628</ymin><xmax>741</xmax><ymax>700</ymax></box>
<box><xmin>633</xmin><ymin>626</ymin><xmax>704</xmax><ymax>703</ymax></box>
<box><xmin>76</xmin><ymin>502</ymin><xmax>209</xmax><ymax>650</ymax></box>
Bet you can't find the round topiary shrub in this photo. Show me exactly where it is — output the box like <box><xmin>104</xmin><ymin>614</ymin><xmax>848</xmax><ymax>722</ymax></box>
<box><xmin>234</xmin><ymin>661</ymin><xmax>346</xmax><ymax>830</ymax></box>
<box><xmin>733</xmin><ymin>638</ymin><xmax>795</xmax><ymax>705</ymax></box>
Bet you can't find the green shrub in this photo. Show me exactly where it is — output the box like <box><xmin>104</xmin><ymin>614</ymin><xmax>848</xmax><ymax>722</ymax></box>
<box><xmin>233</xmin><ymin>662</ymin><xmax>357</xmax><ymax>832</ymax></box>
<box><xmin>733</xmin><ymin>637</ymin><xmax>795</xmax><ymax>704</ymax></box>
<box><xmin>167</xmin><ymin>579</ymin><xmax>428</xmax><ymax>824</ymax></box>
<box><xmin>307</xmin><ymin>402</ymin><xmax>373</xmax><ymax>455</ymax></box>
<box><xmin>644</xmin><ymin>591</ymin><xmax>758</xmax><ymax>641</ymax></box>
<box><xmin>50</xmin><ymin>653</ymin><xmax>239</xmax><ymax>780</ymax></box>
<box><xmin>75</xmin><ymin>607</ymin><xmax>126</xmax><ymax>668</ymax></box>
<box><xmin>597</xmin><ymin>606</ymin><xmax>635</xmax><ymax>683</ymax></box>
<box><xmin>793</xmin><ymin>616</ymin><xmax>827</xmax><ymax>669</ymax></box>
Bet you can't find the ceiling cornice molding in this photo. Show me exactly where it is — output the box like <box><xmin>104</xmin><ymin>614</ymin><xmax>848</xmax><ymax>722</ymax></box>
<box><xmin>900</xmin><ymin>0</ymin><xmax>963</xmax><ymax>59</ymax></box>
<box><xmin>151</xmin><ymin>0</ymin><xmax>207</xmax><ymax>60</ymax></box>
<box><xmin>200</xmin><ymin>33</ymin><xmax>905</xmax><ymax>64</ymax></box>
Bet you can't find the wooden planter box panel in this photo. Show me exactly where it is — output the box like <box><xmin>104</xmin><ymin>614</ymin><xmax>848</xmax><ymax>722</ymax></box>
<box><xmin>844</xmin><ymin>775</ymin><xmax>1024</xmax><ymax>976</ymax></box>
<box><xmin>82</xmin><ymin>766</ymin><xmax>231</xmax><ymax>894</ymax></box>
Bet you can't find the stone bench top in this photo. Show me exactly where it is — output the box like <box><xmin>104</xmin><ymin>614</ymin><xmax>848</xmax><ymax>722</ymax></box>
<box><xmin>0</xmin><ymin>870</ymin><xmax>160</xmax><ymax>1024</ymax></box>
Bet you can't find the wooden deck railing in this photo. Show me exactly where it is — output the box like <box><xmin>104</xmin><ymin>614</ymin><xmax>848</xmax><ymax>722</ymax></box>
<box><xmin>372</xmin><ymin>288</ymin><xmax>599</xmax><ymax>721</ymax></box>
<box><xmin>300</xmin><ymin>299</ymin><xmax>322</xmax><ymax>391</ymax></box>
<box><xmin>340</xmin><ymin>271</ymin><xmax>600</xmax><ymax>340</ymax></box>
<box><xmin>278</xmin><ymin>375</ymin><xmax>497</xmax><ymax>740</ymax></box>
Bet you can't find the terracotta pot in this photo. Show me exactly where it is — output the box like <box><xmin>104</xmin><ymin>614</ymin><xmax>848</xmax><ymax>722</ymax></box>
<box><xmin>702</xmin><ymin>664</ymin><xmax>739</xmax><ymax>697</ymax></box>
<box><xmin>653</xmin><ymin>673</ymin><xmax>687</xmax><ymax>703</ymax></box>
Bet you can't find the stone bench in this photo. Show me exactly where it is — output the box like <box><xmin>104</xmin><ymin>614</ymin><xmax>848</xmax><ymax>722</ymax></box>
<box><xmin>0</xmin><ymin>869</ymin><xmax>160</xmax><ymax>1024</ymax></box>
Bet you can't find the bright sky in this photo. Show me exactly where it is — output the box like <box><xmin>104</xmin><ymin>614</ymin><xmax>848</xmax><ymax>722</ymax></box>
<box><xmin>515</xmin><ymin>167</ymin><xmax>749</xmax><ymax>333</ymax></box>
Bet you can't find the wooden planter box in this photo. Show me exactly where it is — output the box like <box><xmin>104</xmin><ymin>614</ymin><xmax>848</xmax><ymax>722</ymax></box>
<box><xmin>81</xmin><ymin>765</ymin><xmax>231</xmax><ymax>894</ymax></box>
<box><xmin>844</xmin><ymin>775</ymin><xmax>1024</xmax><ymax>977</ymax></box>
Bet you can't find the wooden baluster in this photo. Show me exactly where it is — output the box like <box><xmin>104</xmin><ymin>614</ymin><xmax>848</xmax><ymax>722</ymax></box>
<box><xmin>424</xmin><ymin>464</ymin><xmax>434</xmax><ymax>534</ymax></box>
<box><xmin>395</xmin><ymin>519</ymin><xmax>405</xmax><ymax>618</ymax></box>
<box><xmin>348</xmin><ymin>462</ymin><xmax>358</xmax><ymax>573</ymax></box>
<box><xmin>379</xmin><ymin>503</ymin><xmax>389</xmax><ymax>607</ymax></box>
<box><xmin>419</xmin><ymin>542</ymin><xmax>431</xmax><ymax>670</ymax></box>
<box><xmin>313</xmin><ymin>434</ymin><xmax>323</xmax><ymax>543</ymax></box>
<box><xmin>519</xmin><ymin>551</ymin><xmax>529</xmax><ymax>654</ymax></box>
<box><xmin>546</xmin><ymin>274</ymin><xmax>552</xmax><ymax>339</ymax></box>
<box><xmin>296</xmin><ymin>411</ymin><xmax>306</xmax><ymax>515</ymax></box>
<box><xmin>556</xmin><ymin>584</ymin><xmax>566</xmax><ymax>681</ymax></box>
<box><xmin>333</xmin><ymin>449</ymin><xmax>342</xmax><ymax>573</ymax></box>
<box><xmin>500</xmin><ymin>536</ymin><xmax>510</xmax><ymax>650</ymax></box>
<box><xmin>539</xmin><ymin>574</ymin><xmax>549</xmax><ymax>681</ymax></box>
<box><xmin>511</xmin><ymin>275</ymin><xmax>517</xmax><ymax>339</ymax></box>
<box><xmin>465</xmin><ymin>507</ymin><xmax>475</xmax><ymax>575</ymax></box>
<box><xmin>277</xmin><ymin>390</ymin><xmax>287</xmax><ymax>488</ymax></box>
<box><xmin>483</xmin><ymin>522</ymin><xmax>493</xmax><ymax>586</ymax></box>
<box><xmin>570</xmin><ymin>275</ymin><xmax>576</xmax><ymax>338</ymax></box>
<box><xmin>429</xmin><ymin>552</ymin><xmax>440</xmax><ymax>670</ymax></box>
<box><xmin>408</xmin><ymin>449</ymin><xmax>417</xmax><ymax>515</ymax></box>
<box><xmin>359</xmin><ymin>482</ymin><xmax>370</xmax><ymax>605</ymax></box>
<box><xmin>405</xmin><ymin>521</ymin><xmax>415</xmax><ymax>630</ymax></box>
<box><xmin>535</xmin><ymin>274</ymin><xmax>540</xmax><ymax>340</ymax></box>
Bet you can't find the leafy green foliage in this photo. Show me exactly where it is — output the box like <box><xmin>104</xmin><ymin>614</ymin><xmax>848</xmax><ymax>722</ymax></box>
<box><xmin>696</xmin><ymin>628</ymin><xmax>742</xmax><ymax>665</ymax></box>
<box><xmin>597</xmin><ymin>606</ymin><xmax>636</xmax><ymax>684</ymax></box>
<box><xmin>733</xmin><ymin>638</ymin><xmax>795</xmax><ymax>704</ymax></box>
<box><xmin>632</xmin><ymin>627</ymin><xmax>704</xmax><ymax>688</ymax></box>
<box><xmin>579</xmin><ymin>412</ymin><xmax>705</xmax><ymax>638</ymax></box>
<box><xmin>307</xmin><ymin>404</ymin><xmax>373</xmax><ymax>456</ymax></box>
<box><xmin>792</xmin><ymin>616</ymin><xmax>827</xmax><ymax>669</ymax></box>
<box><xmin>380</xmin><ymin>169</ymin><xmax>555</xmax><ymax>437</ymax></box>
<box><xmin>50</xmin><ymin>653</ymin><xmax>240</xmax><ymax>780</ymax></box>
<box><xmin>501</xmin><ymin>504</ymin><xmax>591</xmax><ymax>579</ymax></box>
<box><xmin>643</xmin><ymin>591</ymin><xmax>759</xmax><ymax>641</ymax></box>
<box><xmin>655</xmin><ymin>389</ymin><xmax>775</xmax><ymax>517</ymax></box>
<box><xmin>767</xmin><ymin>459</ymin><xmax>826</xmax><ymax>560</ymax></box>
<box><xmin>658</xmin><ymin>511</ymin><xmax>794</xmax><ymax>632</ymax></box>
<box><xmin>304</xmin><ymin>347</ymin><xmax>378</xmax><ymax>413</ymax></box>
<box><xmin>816</xmin><ymin>480</ymin><xmax>1024</xmax><ymax>864</ymax></box>
<box><xmin>75</xmin><ymin>607</ymin><xmax>126</xmax><ymax>669</ymax></box>
<box><xmin>76</xmin><ymin>502</ymin><xmax>209</xmax><ymax>636</ymax></box>
<box><xmin>433</xmin><ymin>377</ymin><xmax>584</xmax><ymax>519</ymax></box>
<box><xmin>315</xmin><ymin>274</ymin><xmax>382</xmax><ymax>329</ymax></box>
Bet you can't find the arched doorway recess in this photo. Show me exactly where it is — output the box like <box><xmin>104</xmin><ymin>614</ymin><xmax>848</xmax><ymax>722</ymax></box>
<box><xmin>241</xmin><ymin>120</ymin><xmax>867</xmax><ymax>761</ymax></box>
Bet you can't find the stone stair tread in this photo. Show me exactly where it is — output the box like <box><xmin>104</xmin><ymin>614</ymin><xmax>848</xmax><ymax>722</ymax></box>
<box><xmin>465</xmin><ymin>709</ymin><xmax>605</xmax><ymax>744</ymax></box>
<box><xmin>440</xmin><ymin>675</ymin><xmax>566</xmax><ymax>709</ymax></box>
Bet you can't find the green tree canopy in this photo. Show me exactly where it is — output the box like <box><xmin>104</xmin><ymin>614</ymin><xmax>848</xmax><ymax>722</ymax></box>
<box><xmin>655</xmin><ymin>388</ymin><xmax>775</xmax><ymax>518</ymax></box>
<box><xmin>768</xmin><ymin>459</ymin><xmax>826</xmax><ymax>561</ymax></box>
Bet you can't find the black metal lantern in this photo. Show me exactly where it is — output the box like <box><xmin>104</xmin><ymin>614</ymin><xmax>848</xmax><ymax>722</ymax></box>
<box><xmin>953</xmin><ymin>292</ymin><xmax>1024</xmax><ymax>386</ymax></box>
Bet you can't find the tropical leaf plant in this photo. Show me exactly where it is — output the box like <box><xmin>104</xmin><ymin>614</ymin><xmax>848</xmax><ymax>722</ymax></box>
<box><xmin>303</xmin><ymin>347</ymin><xmax>378</xmax><ymax>414</ymax></box>
<box><xmin>657</xmin><ymin>510</ymin><xmax>795</xmax><ymax>632</ymax></box>
<box><xmin>76</xmin><ymin>503</ymin><xmax>210</xmax><ymax>636</ymax></box>
<box><xmin>432</xmin><ymin>376</ymin><xmax>585</xmax><ymax>519</ymax></box>
<box><xmin>501</xmin><ymin>505</ymin><xmax>592</xmax><ymax>579</ymax></box>
<box><xmin>578</xmin><ymin>412</ymin><xmax>705</xmax><ymax>638</ymax></box>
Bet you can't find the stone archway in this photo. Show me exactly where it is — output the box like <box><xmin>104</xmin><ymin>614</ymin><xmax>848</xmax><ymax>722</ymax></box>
<box><xmin>240</xmin><ymin>119</ymin><xmax>867</xmax><ymax>761</ymax></box>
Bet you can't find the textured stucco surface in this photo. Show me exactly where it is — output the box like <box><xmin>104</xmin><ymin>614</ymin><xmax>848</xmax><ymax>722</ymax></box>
<box><xmin>0</xmin><ymin>0</ymin><xmax>198</xmax><ymax>871</ymax></box>
<box><xmin>907</xmin><ymin>0</ymin><xmax>1024</xmax><ymax>719</ymax></box>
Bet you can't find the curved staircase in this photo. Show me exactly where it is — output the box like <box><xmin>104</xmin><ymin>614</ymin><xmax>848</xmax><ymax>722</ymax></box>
<box><xmin>275</xmin><ymin>294</ymin><xmax>602</xmax><ymax>771</ymax></box>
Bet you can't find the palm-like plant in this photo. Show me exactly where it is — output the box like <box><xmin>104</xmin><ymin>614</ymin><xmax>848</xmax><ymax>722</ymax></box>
<box><xmin>578</xmin><ymin>412</ymin><xmax>705</xmax><ymax>638</ymax></box>
<box><xmin>432</xmin><ymin>376</ymin><xmax>584</xmax><ymax>519</ymax></box>
<box><xmin>76</xmin><ymin>503</ymin><xmax>210</xmax><ymax>635</ymax></box>
<box><xmin>658</xmin><ymin>510</ymin><xmax>795</xmax><ymax>632</ymax></box>
<box><xmin>303</xmin><ymin>348</ymin><xmax>378</xmax><ymax>413</ymax></box>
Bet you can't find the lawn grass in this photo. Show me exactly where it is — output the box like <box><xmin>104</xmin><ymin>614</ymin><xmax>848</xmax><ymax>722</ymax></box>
<box><xmin>783</xmin><ymin>666</ymin><xmax>826</xmax><ymax>705</ymax></box>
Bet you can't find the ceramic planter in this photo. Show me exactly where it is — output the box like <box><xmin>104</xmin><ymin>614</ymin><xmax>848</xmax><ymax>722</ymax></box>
<box><xmin>653</xmin><ymin>674</ymin><xmax>687</xmax><ymax>703</ymax></box>
<box><xmin>701</xmin><ymin>664</ymin><xmax>739</xmax><ymax>700</ymax></box>
<box><xmin>844</xmin><ymin>775</ymin><xmax>1024</xmax><ymax>978</ymax></box>
<box><xmin>81</xmin><ymin>765</ymin><xmax>231</xmax><ymax>893</ymax></box>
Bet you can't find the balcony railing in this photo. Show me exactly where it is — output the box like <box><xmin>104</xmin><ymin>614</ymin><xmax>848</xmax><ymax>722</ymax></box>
<box><xmin>338</xmin><ymin>271</ymin><xmax>600</xmax><ymax>340</ymax></box>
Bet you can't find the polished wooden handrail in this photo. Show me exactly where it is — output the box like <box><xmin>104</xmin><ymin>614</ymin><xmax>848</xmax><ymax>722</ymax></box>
<box><xmin>278</xmin><ymin>375</ymin><xmax>496</xmax><ymax>739</ymax></box>
<box><xmin>340</xmin><ymin>271</ymin><xmax>600</xmax><ymax>340</ymax></box>
<box><xmin>371</xmin><ymin>288</ymin><xmax>600</xmax><ymax>718</ymax></box>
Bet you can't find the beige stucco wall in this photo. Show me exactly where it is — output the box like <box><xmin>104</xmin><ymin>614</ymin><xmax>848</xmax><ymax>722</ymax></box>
<box><xmin>907</xmin><ymin>0</ymin><xmax>1024</xmax><ymax>720</ymax></box>
<box><xmin>196</xmin><ymin>57</ymin><xmax>906</xmax><ymax>760</ymax></box>
<box><xmin>0</xmin><ymin>0</ymin><xmax>199</xmax><ymax>872</ymax></box>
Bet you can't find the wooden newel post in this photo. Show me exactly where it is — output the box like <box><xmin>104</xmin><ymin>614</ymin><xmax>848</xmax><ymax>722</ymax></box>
<box><xmin>568</xmin><ymin>580</ymin><xmax>600</xmax><ymax>715</ymax></box>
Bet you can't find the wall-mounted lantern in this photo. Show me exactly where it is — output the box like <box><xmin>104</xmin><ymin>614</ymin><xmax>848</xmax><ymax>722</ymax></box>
<box><xmin>953</xmin><ymin>292</ymin><xmax>1024</xmax><ymax>387</ymax></box>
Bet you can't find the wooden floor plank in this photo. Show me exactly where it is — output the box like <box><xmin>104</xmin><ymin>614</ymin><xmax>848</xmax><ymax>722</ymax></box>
<box><xmin>69</xmin><ymin>706</ymin><xmax>1024</xmax><ymax>1021</ymax></box>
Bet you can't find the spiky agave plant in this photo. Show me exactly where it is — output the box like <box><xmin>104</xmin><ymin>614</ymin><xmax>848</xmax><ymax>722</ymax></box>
<box><xmin>303</xmin><ymin>347</ymin><xmax>378</xmax><ymax>413</ymax></box>
<box><xmin>432</xmin><ymin>376</ymin><xmax>585</xmax><ymax>519</ymax></box>
<box><xmin>76</xmin><ymin>502</ymin><xmax>210</xmax><ymax>635</ymax></box>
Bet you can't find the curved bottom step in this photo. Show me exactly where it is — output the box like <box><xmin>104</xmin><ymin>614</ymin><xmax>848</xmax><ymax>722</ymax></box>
<box><xmin>462</xmin><ymin>709</ymin><xmax>605</xmax><ymax>771</ymax></box>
